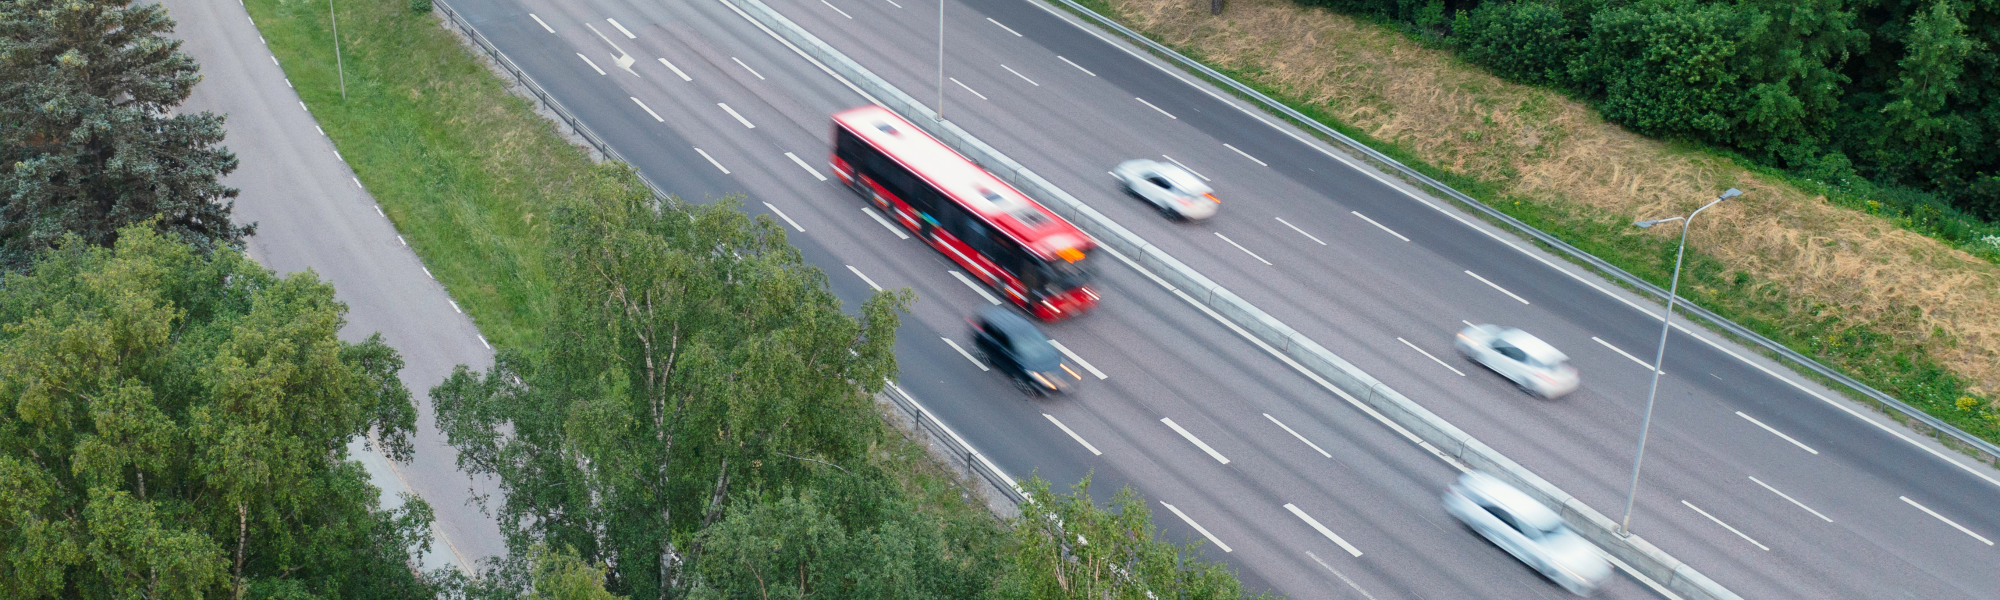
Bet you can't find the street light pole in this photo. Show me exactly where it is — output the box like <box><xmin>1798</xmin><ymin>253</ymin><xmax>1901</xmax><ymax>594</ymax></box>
<box><xmin>331</xmin><ymin>0</ymin><xmax>346</xmax><ymax>100</ymax></box>
<box><xmin>936</xmin><ymin>0</ymin><xmax>944</xmax><ymax>120</ymax></box>
<box><xmin>1617</xmin><ymin>187</ymin><xmax>1740</xmax><ymax>537</ymax></box>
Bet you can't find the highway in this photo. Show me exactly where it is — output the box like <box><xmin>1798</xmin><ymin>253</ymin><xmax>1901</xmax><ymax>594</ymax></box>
<box><xmin>175</xmin><ymin>0</ymin><xmax>2000</xmax><ymax>596</ymax></box>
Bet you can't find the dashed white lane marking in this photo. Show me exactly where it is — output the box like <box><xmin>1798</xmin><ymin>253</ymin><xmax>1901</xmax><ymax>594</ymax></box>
<box><xmin>1214</xmin><ymin>232</ymin><xmax>1271</xmax><ymax>265</ymax></box>
<box><xmin>271</xmin><ymin>55</ymin><xmax>279</xmax><ymax>66</ymax></box>
<box><xmin>529</xmin><ymin>13</ymin><xmax>553</xmax><ymax>33</ymax></box>
<box><xmin>1160</xmin><ymin>502</ymin><xmax>1231</xmax><ymax>552</ymax></box>
<box><xmin>761</xmin><ymin>202</ymin><xmax>805</xmax><ymax>232</ymax></box>
<box><xmin>285</xmin><ymin>78</ymin><xmax>292</xmax><ymax>88</ymax></box>
<box><xmin>449</xmin><ymin>299</ymin><xmax>462</xmax><ymax>314</ymax></box>
<box><xmin>1285</xmin><ymin>503</ymin><xmax>1363</xmax><ymax>557</ymax></box>
<box><xmin>1048</xmin><ymin>340</ymin><xmax>1107</xmax><ymax>379</ymax></box>
<box><xmin>1001</xmin><ymin>64</ymin><xmax>1039</xmax><ymax>86</ymax></box>
<box><xmin>1901</xmin><ymin>496</ymin><xmax>1993</xmax><ymax>546</ymax></box>
<box><xmin>950</xmin><ymin>270</ymin><xmax>1002</xmax><ymax>305</ymax></box>
<box><xmin>820</xmin><ymin>0</ymin><xmax>852</xmax><ymax>18</ymax></box>
<box><xmin>354</xmin><ymin>177</ymin><xmax>364</xmax><ymax>189</ymax></box>
<box><xmin>845</xmin><ymin>265</ymin><xmax>882</xmax><ymax>291</ymax></box>
<box><xmin>606</xmin><ymin>18</ymin><xmax>635</xmax><ymax>38</ymax></box>
<box><xmin>717</xmin><ymin>103</ymin><xmax>755</xmax><ymax>128</ymax></box>
<box><xmin>987</xmin><ymin>17</ymin><xmax>1022</xmax><ymax>36</ymax></box>
<box><xmin>861</xmin><ymin>207</ymin><xmax>909</xmax><ymax>239</ymax></box>
<box><xmin>422</xmin><ymin>266</ymin><xmax>434</xmax><ymax>279</ymax></box>
<box><xmin>1223</xmin><ymin>143</ymin><xmax>1268</xmax><ymax>166</ymax></box>
<box><xmin>1592</xmin><ymin>336</ymin><xmax>1662</xmax><ymax>373</ymax></box>
<box><xmin>398</xmin><ymin>235</ymin><xmax>407</xmax><ymax>246</ymax></box>
<box><xmin>577</xmin><ymin>53</ymin><xmax>606</xmax><ymax>75</ymax></box>
<box><xmin>1264</xmin><ymin>413</ymin><xmax>1331</xmax><ymax>458</ymax></box>
<box><xmin>1683</xmin><ymin>500</ymin><xmax>1769</xmax><ymax>551</ymax></box>
<box><xmin>1350</xmin><ymin>211</ymin><xmax>1410</xmax><ymax>242</ymax></box>
<box><xmin>316</xmin><ymin>125</ymin><xmax>326</xmax><ymax>136</ymax></box>
<box><xmin>941</xmin><ymin>337</ymin><xmax>986</xmax><ymax>371</ymax></box>
<box><xmin>1307</xmin><ymin>551</ymin><xmax>1381</xmax><ymax>600</ymax></box>
<box><xmin>950</xmin><ymin>77</ymin><xmax>987</xmax><ymax>100</ymax></box>
<box><xmin>299</xmin><ymin>101</ymin><xmax>309</xmax><ymax>112</ymax></box>
<box><xmin>477</xmin><ymin>334</ymin><xmax>489</xmax><ymax>349</ymax></box>
<box><xmin>1161</xmin><ymin>418</ymin><xmax>1230</xmax><ymax>464</ymax></box>
<box><xmin>1274</xmin><ymin>217</ymin><xmax>1326</xmax><ymax>245</ymax></box>
<box><xmin>1748</xmin><ymin>476</ymin><xmax>1831</xmax><ymax>522</ymax></box>
<box><xmin>630</xmin><ymin>97</ymin><xmax>663</xmax><ymax>121</ymax></box>
<box><xmin>1398</xmin><ymin>337</ymin><xmax>1465</xmax><ymax>376</ymax></box>
<box><xmin>1135</xmin><ymin>97</ymin><xmax>1177</xmax><ymax>119</ymax></box>
<box><xmin>1162</xmin><ymin>155</ymin><xmax>1209</xmax><ymax>181</ymax></box>
<box><xmin>1044</xmin><ymin>414</ymin><xmax>1102</xmax><ymax>455</ymax></box>
<box><xmin>880</xmin><ymin>0</ymin><xmax>901</xmax><ymax>7</ymax></box>
<box><xmin>1058</xmin><ymin>55</ymin><xmax>1096</xmax><ymax>76</ymax></box>
<box><xmin>1464</xmin><ymin>270</ymin><xmax>1530</xmax><ymax>304</ymax></box>
<box><xmin>656</xmin><ymin>58</ymin><xmax>691</xmax><ymax>81</ymax></box>
<box><xmin>731</xmin><ymin>57</ymin><xmax>766</xmax><ymax>80</ymax></box>
<box><xmin>1737</xmin><ymin>411</ymin><xmax>1818</xmax><ymax>455</ymax></box>
<box><xmin>783</xmin><ymin>152</ymin><xmax>826</xmax><ymax>181</ymax></box>
<box><xmin>374</xmin><ymin>205</ymin><xmax>383</xmax><ymax>216</ymax></box>
<box><xmin>693</xmin><ymin>148</ymin><xmax>729</xmax><ymax>174</ymax></box>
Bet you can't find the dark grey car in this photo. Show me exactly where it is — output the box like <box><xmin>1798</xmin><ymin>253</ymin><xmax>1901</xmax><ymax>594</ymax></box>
<box><xmin>970</xmin><ymin>307</ymin><xmax>1079</xmax><ymax>395</ymax></box>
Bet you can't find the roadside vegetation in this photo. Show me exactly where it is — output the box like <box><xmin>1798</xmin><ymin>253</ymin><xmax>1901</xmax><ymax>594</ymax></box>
<box><xmin>1070</xmin><ymin>0</ymin><xmax>2000</xmax><ymax>448</ymax></box>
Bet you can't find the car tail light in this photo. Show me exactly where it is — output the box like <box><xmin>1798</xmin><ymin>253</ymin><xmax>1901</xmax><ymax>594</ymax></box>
<box><xmin>1204</xmin><ymin>193</ymin><xmax>1220</xmax><ymax>204</ymax></box>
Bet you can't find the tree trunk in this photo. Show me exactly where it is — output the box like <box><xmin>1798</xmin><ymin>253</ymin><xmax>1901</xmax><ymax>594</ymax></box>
<box><xmin>1210</xmin><ymin>0</ymin><xmax>1223</xmax><ymax>15</ymax></box>
<box><xmin>701</xmin><ymin>458</ymin><xmax>731</xmax><ymax>529</ymax></box>
<box><xmin>232</xmin><ymin>502</ymin><xmax>248</xmax><ymax>600</ymax></box>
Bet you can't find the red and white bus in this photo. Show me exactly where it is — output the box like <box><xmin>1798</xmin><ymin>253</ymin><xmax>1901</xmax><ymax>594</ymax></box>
<box><xmin>829</xmin><ymin>105</ymin><xmax>1098</xmax><ymax>320</ymax></box>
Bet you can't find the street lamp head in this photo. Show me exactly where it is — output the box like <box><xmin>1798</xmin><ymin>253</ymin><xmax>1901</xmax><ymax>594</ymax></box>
<box><xmin>1719</xmin><ymin>188</ymin><xmax>1743</xmax><ymax>200</ymax></box>
<box><xmin>1633</xmin><ymin>219</ymin><xmax>1663</xmax><ymax>228</ymax></box>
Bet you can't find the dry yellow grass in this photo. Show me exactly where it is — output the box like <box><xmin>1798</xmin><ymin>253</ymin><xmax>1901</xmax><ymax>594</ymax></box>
<box><xmin>1112</xmin><ymin>0</ymin><xmax>2000</xmax><ymax>395</ymax></box>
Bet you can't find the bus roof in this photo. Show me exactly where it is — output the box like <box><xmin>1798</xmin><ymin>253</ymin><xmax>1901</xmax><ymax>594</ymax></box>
<box><xmin>832</xmin><ymin>105</ymin><xmax>1091</xmax><ymax>261</ymax></box>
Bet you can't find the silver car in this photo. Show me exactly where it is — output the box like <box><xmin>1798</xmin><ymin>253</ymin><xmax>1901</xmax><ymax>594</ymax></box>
<box><xmin>1455</xmin><ymin>324</ymin><xmax>1580</xmax><ymax>398</ymax></box>
<box><xmin>1112</xmin><ymin>159</ymin><xmax>1218</xmax><ymax>220</ymax></box>
<box><xmin>1443</xmin><ymin>472</ymin><xmax>1612</xmax><ymax>596</ymax></box>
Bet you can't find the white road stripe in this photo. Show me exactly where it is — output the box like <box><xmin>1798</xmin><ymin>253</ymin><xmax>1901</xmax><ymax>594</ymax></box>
<box><xmin>1160</xmin><ymin>502</ymin><xmax>1231</xmax><ymax>552</ymax></box>
<box><xmin>1161</xmin><ymin>155</ymin><xmax>1209</xmax><ymax>180</ymax></box>
<box><xmin>1264</xmin><ymin>413</ymin><xmax>1331</xmax><ymax>458</ymax></box>
<box><xmin>950</xmin><ymin>77</ymin><xmax>987</xmax><ymax>100</ymax></box>
<box><xmin>1592</xmin><ymin>336</ymin><xmax>1662</xmax><ymax>373</ymax></box>
<box><xmin>845</xmin><ymin>264</ymin><xmax>882</xmax><ymax>291</ymax></box>
<box><xmin>880</xmin><ymin>0</ymin><xmax>901</xmax><ymax>7</ymax></box>
<box><xmin>1349</xmin><ymin>211</ymin><xmax>1410</xmax><ymax>242</ymax></box>
<box><xmin>1047</xmin><ymin>340</ymin><xmax>1106</xmax><ymax>379</ymax></box>
<box><xmin>1161</xmin><ymin>418</ymin><xmax>1229</xmax><ymax>464</ymax></box>
<box><xmin>732</xmin><ymin>57</ymin><xmax>766</xmax><ymax>80</ymax></box>
<box><xmin>477</xmin><ymin>334</ymin><xmax>489</xmax><ymax>349</ymax></box>
<box><xmin>783</xmin><ymin>152</ymin><xmax>826</xmax><ymax>181</ymax></box>
<box><xmin>374</xmin><ymin>204</ymin><xmax>382</xmax><ymax>215</ymax></box>
<box><xmin>1058</xmin><ymin>55</ymin><xmax>1096</xmax><ymax>76</ymax></box>
<box><xmin>299</xmin><ymin>101</ymin><xmax>309</xmax><ymax>112</ymax></box>
<box><xmin>1901</xmin><ymin>496</ymin><xmax>1993</xmax><ymax>545</ymax></box>
<box><xmin>529</xmin><ymin>13</ymin><xmax>553</xmax><ymax>32</ymax></box>
<box><xmin>449</xmin><ymin>299</ymin><xmax>461</xmax><ymax>314</ymax></box>
<box><xmin>285</xmin><ymin>78</ymin><xmax>292</xmax><ymax>88</ymax></box>
<box><xmin>1306</xmin><ymin>552</ymin><xmax>1381</xmax><ymax>600</ymax></box>
<box><xmin>1135</xmin><ymin>97</ymin><xmax>1177</xmax><ymax>119</ymax></box>
<box><xmin>577</xmin><ymin>53</ymin><xmax>605</xmax><ymax>75</ymax></box>
<box><xmin>941</xmin><ymin>337</ymin><xmax>986</xmax><ymax>371</ymax></box>
<box><xmin>692</xmin><ymin>148</ymin><xmax>730</xmax><ymax>174</ymax></box>
<box><xmin>1001</xmin><ymin>64</ymin><xmax>1039</xmax><ymax>86</ymax></box>
<box><xmin>1398</xmin><ymin>337</ymin><xmax>1465</xmax><ymax>376</ymax></box>
<box><xmin>398</xmin><ymin>235</ymin><xmax>407</xmax><ymax>246</ymax></box>
<box><xmin>1464</xmin><ymin>270</ymin><xmax>1530</xmax><ymax>304</ymax></box>
<box><xmin>717</xmin><ymin>103</ymin><xmax>755</xmax><ymax>128</ymax></box>
<box><xmin>271</xmin><ymin>55</ymin><xmax>279</xmax><ymax>66</ymax></box>
<box><xmin>820</xmin><ymin>0</ymin><xmax>852</xmax><ymax>18</ymax></box>
<box><xmin>630</xmin><ymin>97</ymin><xmax>663</xmax><ymax>121</ymax></box>
<box><xmin>1285</xmin><ymin>503</ymin><xmax>1363</xmax><ymax>557</ymax></box>
<box><xmin>316</xmin><ymin>125</ymin><xmax>325</xmax><ymax>136</ymax></box>
<box><xmin>1274</xmin><ymin>217</ymin><xmax>1326</xmax><ymax>245</ymax></box>
<box><xmin>950</xmin><ymin>270</ymin><xmax>1002</xmax><ymax>305</ymax></box>
<box><xmin>761</xmin><ymin>202</ymin><xmax>805</xmax><ymax>232</ymax></box>
<box><xmin>422</xmin><ymin>266</ymin><xmax>434</xmax><ymax>279</ymax></box>
<box><xmin>1736</xmin><ymin>412</ymin><xmax>1818</xmax><ymax>455</ymax></box>
<box><xmin>656</xmin><ymin>57</ymin><xmax>692</xmax><ymax>81</ymax></box>
<box><xmin>1748</xmin><ymin>476</ymin><xmax>1831</xmax><ymax>522</ymax></box>
<box><xmin>1223</xmin><ymin>143</ymin><xmax>1268</xmax><ymax>166</ymax></box>
<box><xmin>354</xmin><ymin>177</ymin><xmax>364</xmax><ymax>189</ymax></box>
<box><xmin>861</xmin><ymin>207</ymin><xmax>909</xmax><ymax>239</ymax></box>
<box><xmin>1214</xmin><ymin>232</ymin><xmax>1271</xmax><ymax>265</ymax></box>
<box><xmin>606</xmin><ymin>18</ymin><xmax>635</xmax><ymax>38</ymax></box>
<box><xmin>1044</xmin><ymin>414</ymin><xmax>1103</xmax><ymax>455</ymax></box>
<box><xmin>1682</xmin><ymin>500</ymin><xmax>1769</xmax><ymax>551</ymax></box>
<box><xmin>987</xmin><ymin>17</ymin><xmax>1022</xmax><ymax>36</ymax></box>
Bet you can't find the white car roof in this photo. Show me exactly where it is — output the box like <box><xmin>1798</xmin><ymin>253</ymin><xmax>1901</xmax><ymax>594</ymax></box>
<box><xmin>1499</xmin><ymin>329</ymin><xmax>1568</xmax><ymax>363</ymax></box>
<box><xmin>1154</xmin><ymin>164</ymin><xmax>1210</xmax><ymax>194</ymax></box>
<box><xmin>1462</xmin><ymin>472</ymin><xmax>1564</xmax><ymax>530</ymax></box>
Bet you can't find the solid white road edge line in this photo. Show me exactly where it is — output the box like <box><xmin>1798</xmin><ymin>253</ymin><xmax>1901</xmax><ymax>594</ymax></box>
<box><xmin>941</xmin><ymin>337</ymin><xmax>986</xmax><ymax>371</ymax></box>
<box><xmin>1274</xmin><ymin>217</ymin><xmax>1326</xmax><ymax>245</ymax></box>
<box><xmin>1265</xmin><ymin>413</ymin><xmax>1332</xmax><ymax>458</ymax></box>
<box><xmin>529</xmin><ymin>13</ymin><xmax>554</xmax><ymax>33</ymax></box>
<box><xmin>1285</xmin><ymin>503</ymin><xmax>1363</xmax><ymax>557</ymax></box>
<box><xmin>1160</xmin><ymin>502</ymin><xmax>1232</xmax><ymax>552</ymax></box>
<box><xmin>732</xmin><ymin>56</ymin><xmax>766</xmax><ymax>80</ymax></box>
<box><xmin>761</xmin><ymin>202</ymin><xmax>805</xmax><ymax>232</ymax></box>
<box><xmin>1900</xmin><ymin>496</ymin><xmax>1994</xmax><ymax>545</ymax></box>
<box><xmin>630</xmin><ymin>97</ymin><xmax>663</xmax><ymax>122</ymax></box>
<box><xmin>949</xmin><ymin>270</ymin><xmax>1003</xmax><ymax>305</ymax></box>
<box><xmin>1306</xmin><ymin>551</ymin><xmax>1381</xmax><ymax>600</ymax></box>
<box><xmin>1737</xmin><ymin>411</ymin><xmax>1819</xmax><ymax>455</ymax></box>
<box><xmin>1592</xmin><ymin>336</ymin><xmax>1662</xmax><ymax>374</ymax></box>
<box><xmin>1057</xmin><ymin>55</ymin><xmax>1097</xmax><ymax>76</ymax></box>
<box><xmin>861</xmin><ymin>207</ymin><xmax>910</xmax><ymax>239</ymax></box>
<box><xmin>950</xmin><ymin>77</ymin><xmax>988</xmax><ymax>100</ymax></box>
<box><xmin>577</xmin><ymin>53</ymin><xmax>605</xmax><ymax>75</ymax></box>
<box><xmin>1048</xmin><ymin>340</ymin><xmax>1107</xmax><ymax>379</ymax></box>
<box><xmin>714</xmin><ymin>0</ymin><xmax>880</xmax><ymax>104</ymax></box>
<box><xmin>694</xmin><ymin>148</ymin><xmax>729</xmax><ymax>174</ymax></box>
<box><xmin>1001</xmin><ymin>64</ymin><xmax>1039</xmax><ymax>86</ymax></box>
<box><xmin>657</xmin><ymin>58</ymin><xmax>692</xmax><ymax>81</ymax></box>
<box><xmin>1214</xmin><ymin>232</ymin><xmax>1271</xmax><ymax>265</ymax></box>
<box><xmin>1682</xmin><ymin>500</ymin><xmax>1769</xmax><ymax>551</ymax></box>
<box><xmin>606</xmin><ymin>18</ymin><xmax>635</xmax><ymax>38</ymax></box>
<box><xmin>1464</xmin><ymin>270</ymin><xmax>1530</xmax><ymax>304</ymax></box>
<box><xmin>1748</xmin><ymin>476</ymin><xmax>1832</xmax><ymax>522</ymax></box>
<box><xmin>987</xmin><ymin>17</ymin><xmax>1023</xmax><ymax>36</ymax></box>
<box><xmin>1350</xmin><ymin>211</ymin><xmax>1410</xmax><ymax>242</ymax></box>
<box><xmin>1223</xmin><ymin>143</ymin><xmax>1268</xmax><ymax>166</ymax></box>
<box><xmin>783</xmin><ymin>152</ymin><xmax>827</xmax><ymax>181</ymax></box>
<box><xmin>820</xmin><ymin>0</ymin><xmax>852</xmax><ymax>18</ymax></box>
<box><xmin>1162</xmin><ymin>155</ymin><xmax>1209</xmax><ymax>181</ymax></box>
<box><xmin>1398</xmin><ymin>337</ymin><xmax>1465</xmax><ymax>376</ymax></box>
<box><xmin>1161</xmin><ymin>418</ymin><xmax>1229</xmax><ymax>464</ymax></box>
<box><xmin>890</xmin><ymin>382</ymin><xmax>1020</xmax><ymax>493</ymax></box>
<box><xmin>1135</xmin><ymin>97</ymin><xmax>1177</xmax><ymax>119</ymax></box>
<box><xmin>845</xmin><ymin>265</ymin><xmax>882</xmax><ymax>291</ymax></box>
<box><xmin>717</xmin><ymin>103</ymin><xmax>756</xmax><ymax>128</ymax></box>
<box><xmin>1043</xmin><ymin>413</ymin><xmax>1103</xmax><ymax>455</ymax></box>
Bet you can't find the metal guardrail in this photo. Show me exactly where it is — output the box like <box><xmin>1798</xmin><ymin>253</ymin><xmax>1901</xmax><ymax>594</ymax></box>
<box><xmin>880</xmin><ymin>383</ymin><xmax>1028</xmax><ymax>507</ymax></box>
<box><xmin>1045</xmin><ymin>0</ymin><xmax>2000</xmax><ymax>468</ymax></box>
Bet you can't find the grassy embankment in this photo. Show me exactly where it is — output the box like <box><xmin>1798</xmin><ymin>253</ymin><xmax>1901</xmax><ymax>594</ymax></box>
<box><xmin>1071</xmin><ymin>0</ymin><xmax>2000</xmax><ymax>450</ymax></box>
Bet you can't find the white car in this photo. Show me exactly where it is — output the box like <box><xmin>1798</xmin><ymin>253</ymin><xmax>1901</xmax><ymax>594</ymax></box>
<box><xmin>1444</xmin><ymin>472</ymin><xmax>1612</xmax><ymax>596</ymax></box>
<box><xmin>1455</xmin><ymin>324</ymin><xmax>1580</xmax><ymax>398</ymax></box>
<box><xmin>1112</xmin><ymin>159</ymin><xmax>1218</xmax><ymax>220</ymax></box>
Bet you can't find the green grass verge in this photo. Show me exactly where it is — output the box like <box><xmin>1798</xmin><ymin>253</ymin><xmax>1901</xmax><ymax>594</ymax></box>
<box><xmin>1059</xmin><ymin>0</ymin><xmax>2000</xmax><ymax>451</ymax></box>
